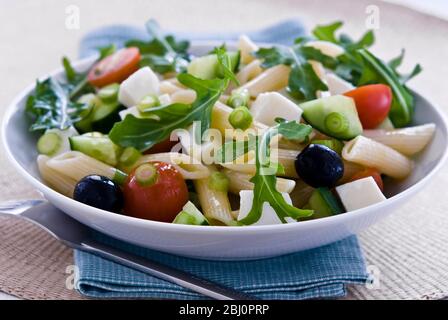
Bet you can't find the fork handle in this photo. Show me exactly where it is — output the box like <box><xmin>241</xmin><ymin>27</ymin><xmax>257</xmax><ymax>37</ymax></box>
<box><xmin>80</xmin><ymin>240</ymin><xmax>255</xmax><ymax>300</ymax></box>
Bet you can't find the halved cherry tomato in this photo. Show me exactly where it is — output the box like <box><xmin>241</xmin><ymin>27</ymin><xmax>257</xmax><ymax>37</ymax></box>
<box><xmin>350</xmin><ymin>168</ymin><xmax>384</xmax><ymax>192</ymax></box>
<box><xmin>144</xmin><ymin>138</ymin><xmax>179</xmax><ymax>155</ymax></box>
<box><xmin>123</xmin><ymin>161</ymin><xmax>189</xmax><ymax>223</ymax></box>
<box><xmin>88</xmin><ymin>47</ymin><xmax>141</xmax><ymax>88</ymax></box>
<box><xmin>344</xmin><ymin>84</ymin><xmax>392</xmax><ymax>129</ymax></box>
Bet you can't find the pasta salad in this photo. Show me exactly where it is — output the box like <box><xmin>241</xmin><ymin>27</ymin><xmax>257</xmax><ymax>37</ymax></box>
<box><xmin>27</xmin><ymin>20</ymin><xmax>435</xmax><ymax>226</ymax></box>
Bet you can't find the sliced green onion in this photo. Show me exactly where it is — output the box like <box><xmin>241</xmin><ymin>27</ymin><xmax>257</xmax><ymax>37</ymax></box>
<box><xmin>119</xmin><ymin>147</ymin><xmax>142</xmax><ymax>167</ymax></box>
<box><xmin>229</xmin><ymin>106</ymin><xmax>253</xmax><ymax>130</ymax></box>
<box><xmin>324</xmin><ymin>112</ymin><xmax>349</xmax><ymax>134</ymax></box>
<box><xmin>208</xmin><ymin>172</ymin><xmax>230</xmax><ymax>192</ymax></box>
<box><xmin>37</xmin><ymin>133</ymin><xmax>62</xmax><ymax>156</ymax></box>
<box><xmin>227</xmin><ymin>89</ymin><xmax>250</xmax><ymax>108</ymax></box>
<box><xmin>312</xmin><ymin>139</ymin><xmax>344</xmax><ymax>155</ymax></box>
<box><xmin>113</xmin><ymin>169</ymin><xmax>128</xmax><ymax>186</ymax></box>
<box><xmin>98</xmin><ymin>83</ymin><xmax>120</xmax><ymax>103</ymax></box>
<box><xmin>137</xmin><ymin>95</ymin><xmax>160</xmax><ymax>113</ymax></box>
<box><xmin>135</xmin><ymin>163</ymin><xmax>158</xmax><ymax>187</ymax></box>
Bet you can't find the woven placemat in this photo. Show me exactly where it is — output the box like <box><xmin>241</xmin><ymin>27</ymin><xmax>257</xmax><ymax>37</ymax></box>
<box><xmin>1</xmin><ymin>0</ymin><xmax>448</xmax><ymax>300</ymax></box>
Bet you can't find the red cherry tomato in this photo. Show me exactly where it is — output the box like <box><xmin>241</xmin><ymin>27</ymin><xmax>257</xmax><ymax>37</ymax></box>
<box><xmin>344</xmin><ymin>84</ymin><xmax>392</xmax><ymax>129</ymax></box>
<box><xmin>350</xmin><ymin>168</ymin><xmax>384</xmax><ymax>192</ymax></box>
<box><xmin>123</xmin><ymin>162</ymin><xmax>189</xmax><ymax>223</ymax></box>
<box><xmin>88</xmin><ymin>47</ymin><xmax>141</xmax><ymax>88</ymax></box>
<box><xmin>144</xmin><ymin>138</ymin><xmax>179</xmax><ymax>155</ymax></box>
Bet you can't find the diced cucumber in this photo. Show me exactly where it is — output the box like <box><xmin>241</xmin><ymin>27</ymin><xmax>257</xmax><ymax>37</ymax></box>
<box><xmin>187</xmin><ymin>52</ymin><xmax>240</xmax><ymax>80</ymax></box>
<box><xmin>75</xmin><ymin>94</ymin><xmax>101</xmax><ymax>133</ymax></box>
<box><xmin>173</xmin><ymin>202</ymin><xmax>209</xmax><ymax>226</ymax></box>
<box><xmin>98</xmin><ymin>83</ymin><xmax>120</xmax><ymax>103</ymax></box>
<box><xmin>70</xmin><ymin>132</ymin><xmax>122</xmax><ymax>166</ymax></box>
<box><xmin>37</xmin><ymin>127</ymin><xmax>79</xmax><ymax>156</ymax></box>
<box><xmin>308</xmin><ymin>188</ymin><xmax>343</xmax><ymax>219</ymax></box>
<box><xmin>300</xmin><ymin>95</ymin><xmax>363</xmax><ymax>140</ymax></box>
<box><xmin>312</xmin><ymin>139</ymin><xmax>344</xmax><ymax>155</ymax></box>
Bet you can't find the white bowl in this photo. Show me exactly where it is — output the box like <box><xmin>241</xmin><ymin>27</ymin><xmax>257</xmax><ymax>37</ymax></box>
<box><xmin>3</xmin><ymin>42</ymin><xmax>448</xmax><ymax>261</ymax></box>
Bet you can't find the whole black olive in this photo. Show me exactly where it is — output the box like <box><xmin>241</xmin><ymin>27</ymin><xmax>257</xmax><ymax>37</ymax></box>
<box><xmin>74</xmin><ymin>175</ymin><xmax>124</xmax><ymax>213</ymax></box>
<box><xmin>295</xmin><ymin>144</ymin><xmax>344</xmax><ymax>188</ymax></box>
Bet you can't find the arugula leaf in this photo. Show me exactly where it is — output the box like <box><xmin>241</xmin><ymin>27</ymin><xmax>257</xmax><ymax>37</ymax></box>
<box><xmin>26</xmin><ymin>79</ymin><xmax>90</xmax><ymax>132</ymax></box>
<box><xmin>61</xmin><ymin>57</ymin><xmax>95</xmax><ymax>100</ymax></box>
<box><xmin>109</xmin><ymin>74</ymin><xmax>228</xmax><ymax>151</ymax></box>
<box><xmin>98</xmin><ymin>44</ymin><xmax>117</xmax><ymax>60</ymax></box>
<box><xmin>254</xmin><ymin>44</ymin><xmax>337</xmax><ymax>101</ymax></box>
<box><xmin>213</xmin><ymin>46</ymin><xmax>240</xmax><ymax>85</ymax></box>
<box><xmin>312</xmin><ymin>21</ymin><xmax>343</xmax><ymax>43</ymax></box>
<box><xmin>388</xmin><ymin>49</ymin><xmax>422</xmax><ymax>84</ymax></box>
<box><xmin>215</xmin><ymin>122</ymin><xmax>312</xmax><ymax>163</ymax></box>
<box><xmin>126</xmin><ymin>19</ymin><xmax>190</xmax><ymax>74</ymax></box>
<box><xmin>239</xmin><ymin>123</ymin><xmax>314</xmax><ymax>225</ymax></box>
<box><xmin>358</xmin><ymin>49</ymin><xmax>415</xmax><ymax>127</ymax></box>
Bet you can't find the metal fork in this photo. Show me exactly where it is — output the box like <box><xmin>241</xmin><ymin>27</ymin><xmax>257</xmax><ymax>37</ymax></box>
<box><xmin>0</xmin><ymin>200</ymin><xmax>253</xmax><ymax>300</ymax></box>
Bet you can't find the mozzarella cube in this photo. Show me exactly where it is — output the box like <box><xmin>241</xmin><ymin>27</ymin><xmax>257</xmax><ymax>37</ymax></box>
<box><xmin>250</xmin><ymin>92</ymin><xmax>303</xmax><ymax>126</ymax></box>
<box><xmin>118</xmin><ymin>67</ymin><xmax>160</xmax><ymax>108</ymax></box>
<box><xmin>336</xmin><ymin>177</ymin><xmax>386</xmax><ymax>212</ymax></box>
<box><xmin>326</xmin><ymin>73</ymin><xmax>355</xmax><ymax>95</ymax></box>
<box><xmin>238</xmin><ymin>190</ymin><xmax>297</xmax><ymax>226</ymax></box>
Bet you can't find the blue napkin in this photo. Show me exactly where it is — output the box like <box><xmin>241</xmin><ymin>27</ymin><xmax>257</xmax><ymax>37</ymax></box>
<box><xmin>74</xmin><ymin>19</ymin><xmax>370</xmax><ymax>300</ymax></box>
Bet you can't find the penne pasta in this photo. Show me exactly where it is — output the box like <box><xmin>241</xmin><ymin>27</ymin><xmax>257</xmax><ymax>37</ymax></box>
<box><xmin>194</xmin><ymin>167</ymin><xmax>234</xmax><ymax>225</ymax></box>
<box><xmin>238</xmin><ymin>35</ymin><xmax>259</xmax><ymax>65</ymax></box>
<box><xmin>239</xmin><ymin>65</ymin><xmax>290</xmax><ymax>98</ymax></box>
<box><xmin>171</xmin><ymin>89</ymin><xmax>197</xmax><ymax>104</ymax></box>
<box><xmin>289</xmin><ymin>179</ymin><xmax>315</xmax><ymax>208</ymax></box>
<box><xmin>160</xmin><ymin>80</ymin><xmax>184</xmax><ymax>95</ymax></box>
<box><xmin>222</xmin><ymin>169</ymin><xmax>296</xmax><ymax>194</ymax></box>
<box><xmin>135</xmin><ymin>153</ymin><xmax>211</xmax><ymax>180</ymax></box>
<box><xmin>237</xmin><ymin>60</ymin><xmax>263</xmax><ymax>84</ymax></box>
<box><xmin>37</xmin><ymin>155</ymin><xmax>77</xmax><ymax>197</ymax></box>
<box><xmin>342</xmin><ymin>136</ymin><xmax>413</xmax><ymax>179</ymax></box>
<box><xmin>339</xmin><ymin>160</ymin><xmax>365</xmax><ymax>184</ymax></box>
<box><xmin>46</xmin><ymin>151</ymin><xmax>120</xmax><ymax>182</ymax></box>
<box><xmin>305</xmin><ymin>40</ymin><xmax>345</xmax><ymax>58</ymax></box>
<box><xmin>221</xmin><ymin>149</ymin><xmax>300</xmax><ymax>178</ymax></box>
<box><xmin>363</xmin><ymin>124</ymin><xmax>436</xmax><ymax>156</ymax></box>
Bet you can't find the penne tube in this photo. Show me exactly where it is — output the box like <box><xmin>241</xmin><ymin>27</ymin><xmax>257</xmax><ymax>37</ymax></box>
<box><xmin>343</xmin><ymin>136</ymin><xmax>413</xmax><ymax>179</ymax></box>
<box><xmin>362</xmin><ymin>124</ymin><xmax>436</xmax><ymax>156</ymax></box>
<box><xmin>37</xmin><ymin>155</ymin><xmax>77</xmax><ymax>197</ymax></box>
<box><xmin>339</xmin><ymin>160</ymin><xmax>365</xmax><ymax>184</ymax></box>
<box><xmin>194</xmin><ymin>167</ymin><xmax>234</xmax><ymax>225</ymax></box>
<box><xmin>222</xmin><ymin>169</ymin><xmax>296</xmax><ymax>194</ymax></box>
<box><xmin>289</xmin><ymin>179</ymin><xmax>315</xmax><ymax>208</ymax></box>
<box><xmin>221</xmin><ymin>149</ymin><xmax>299</xmax><ymax>178</ymax></box>
<box><xmin>171</xmin><ymin>89</ymin><xmax>197</xmax><ymax>104</ymax></box>
<box><xmin>135</xmin><ymin>153</ymin><xmax>211</xmax><ymax>180</ymax></box>
<box><xmin>239</xmin><ymin>65</ymin><xmax>290</xmax><ymax>98</ymax></box>
<box><xmin>237</xmin><ymin>60</ymin><xmax>263</xmax><ymax>84</ymax></box>
<box><xmin>47</xmin><ymin>152</ymin><xmax>121</xmax><ymax>183</ymax></box>
<box><xmin>305</xmin><ymin>40</ymin><xmax>345</xmax><ymax>58</ymax></box>
<box><xmin>238</xmin><ymin>35</ymin><xmax>259</xmax><ymax>65</ymax></box>
<box><xmin>160</xmin><ymin>80</ymin><xmax>184</xmax><ymax>95</ymax></box>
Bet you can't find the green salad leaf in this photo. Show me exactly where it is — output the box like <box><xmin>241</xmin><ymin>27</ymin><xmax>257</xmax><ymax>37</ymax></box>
<box><xmin>312</xmin><ymin>21</ymin><xmax>421</xmax><ymax>127</ymax></box>
<box><xmin>213</xmin><ymin>46</ymin><xmax>240</xmax><ymax>85</ymax></box>
<box><xmin>61</xmin><ymin>57</ymin><xmax>95</xmax><ymax>100</ymax></box>
<box><xmin>239</xmin><ymin>122</ymin><xmax>314</xmax><ymax>225</ymax></box>
<box><xmin>109</xmin><ymin>74</ymin><xmax>228</xmax><ymax>151</ymax></box>
<box><xmin>26</xmin><ymin>78</ymin><xmax>90</xmax><ymax>132</ymax></box>
<box><xmin>254</xmin><ymin>43</ymin><xmax>337</xmax><ymax>101</ymax></box>
<box><xmin>126</xmin><ymin>19</ymin><xmax>190</xmax><ymax>74</ymax></box>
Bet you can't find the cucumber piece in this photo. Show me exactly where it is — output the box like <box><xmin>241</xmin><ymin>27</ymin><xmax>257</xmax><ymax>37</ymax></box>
<box><xmin>75</xmin><ymin>94</ymin><xmax>101</xmax><ymax>133</ymax></box>
<box><xmin>91</xmin><ymin>102</ymin><xmax>125</xmax><ymax>134</ymax></box>
<box><xmin>70</xmin><ymin>133</ymin><xmax>122</xmax><ymax>166</ymax></box>
<box><xmin>98</xmin><ymin>83</ymin><xmax>120</xmax><ymax>103</ymax></box>
<box><xmin>37</xmin><ymin>133</ymin><xmax>62</xmax><ymax>156</ymax></box>
<box><xmin>312</xmin><ymin>139</ymin><xmax>344</xmax><ymax>155</ymax></box>
<box><xmin>173</xmin><ymin>202</ymin><xmax>209</xmax><ymax>226</ymax></box>
<box><xmin>300</xmin><ymin>95</ymin><xmax>363</xmax><ymax>140</ymax></box>
<box><xmin>308</xmin><ymin>188</ymin><xmax>343</xmax><ymax>219</ymax></box>
<box><xmin>187</xmin><ymin>52</ymin><xmax>240</xmax><ymax>80</ymax></box>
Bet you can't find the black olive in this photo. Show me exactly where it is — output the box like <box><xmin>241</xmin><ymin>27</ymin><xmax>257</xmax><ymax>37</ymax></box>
<box><xmin>295</xmin><ymin>144</ymin><xmax>344</xmax><ymax>188</ymax></box>
<box><xmin>74</xmin><ymin>175</ymin><xmax>124</xmax><ymax>213</ymax></box>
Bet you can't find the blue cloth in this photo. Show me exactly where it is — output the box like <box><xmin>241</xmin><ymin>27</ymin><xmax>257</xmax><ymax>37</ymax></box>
<box><xmin>74</xmin><ymin>19</ymin><xmax>370</xmax><ymax>300</ymax></box>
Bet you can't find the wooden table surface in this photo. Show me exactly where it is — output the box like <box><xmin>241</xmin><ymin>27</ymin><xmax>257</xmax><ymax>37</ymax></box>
<box><xmin>1</xmin><ymin>0</ymin><xmax>448</xmax><ymax>300</ymax></box>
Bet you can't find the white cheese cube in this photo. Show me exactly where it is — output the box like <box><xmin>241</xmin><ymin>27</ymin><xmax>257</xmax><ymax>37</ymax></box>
<box><xmin>118</xmin><ymin>67</ymin><xmax>160</xmax><ymax>108</ymax></box>
<box><xmin>250</xmin><ymin>92</ymin><xmax>303</xmax><ymax>126</ymax></box>
<box><xmin>336</xmin><ymin>177</ymin><xmax>386</xmax><ymax>212</ymax></box>
<box><xmin>326</xmin><ymin>73</ymin><xmax>355</xmax><ymax>95</ymax></box>
<box><xmin>238</xmin><ymin>190</ymin><xmax>297</xmax><ymax>226</ymax></box>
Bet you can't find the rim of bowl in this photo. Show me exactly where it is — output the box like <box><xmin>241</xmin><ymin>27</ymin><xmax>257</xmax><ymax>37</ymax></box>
<box><xmin>2</xmin><ymin>41</ymin><xmax>448</xmax><ymax>235</ymax></box>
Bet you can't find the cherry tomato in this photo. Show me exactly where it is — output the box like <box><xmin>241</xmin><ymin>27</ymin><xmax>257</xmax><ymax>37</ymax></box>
<box><xmin>144</xmin><ymin>138</ymin><xmax>179</xmax><ymax>155</ymax></box>
<box><xmin>350</xmin><ymin>168</ymin><xmax>384</xmax><ymax>192</ymax></box>
<box><xmin>344</xmin><ymin>84</ymin><xmax>392</xmax><ymax>129</ymax></box>
<box><xmin>88</xmin><ymin>47</ymin><xmax>141</xmax><ymax>88</ymax></box>
<box><xmin>123</xmin><ymin>162</ymin><xmax>189</xmax><ymax>223</ymax></box>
